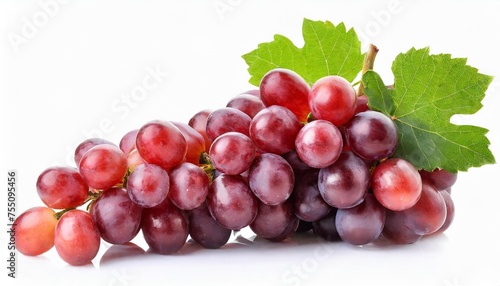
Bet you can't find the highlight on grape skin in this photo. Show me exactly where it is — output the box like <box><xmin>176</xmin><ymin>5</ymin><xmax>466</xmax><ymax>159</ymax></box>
<box><xmin>36</xmin><ymin>166</ymin><xmax>89</xmax><ymax>209</ymax></box>
<box><xmin>89</xmin><ymin>187</ymin><xmax>143</xmax><ymax>245</ymax></box>
<box><xmin>295</xmin><ymin>119</ymin><xmax>343</xmax><ymax>169</ymax></box>
<box><xmin>54</xmin><ymin>210</ymin><xmax>101</xmax><ymax>266</ymax></box>
<box><xmin>78</xmin><ymin>144</ymin><xmax>128</xmax><ymax>190</ymax></box>
<box><xmin>126</xmin><ymin>163</ymin><xmax>170</xmax><ymax>208</ymax></box>
<box><xmin>135</xmin><ymin>120</ymin><xmax>187</xmax><ymax>171</ymax></box>
<box><xmin>259</xmin><ymin>68</ymin><xmax>311</xmax><ymax>122</ymax></box>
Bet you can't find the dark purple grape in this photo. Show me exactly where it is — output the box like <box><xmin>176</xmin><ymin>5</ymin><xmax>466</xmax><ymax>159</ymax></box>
<box><xmin>250</xmin><ymin>200</ymin><xmax>294</xmax><ymax>239</ymax></box>
<box><xmin>248</xmin><ymin>153</ymin><xmax>294</xmax><ymax>205</ymax></box>
<box><xmin>318</xmin><ymin>152</ymin><xmax>369</xmax><ymax>209</ymax></box>
<box><xmin>282</xmin><ymin>149</ymin><xmax>311</xmax><ymax>171</ymax></box>
<box><xmin>344</xmin><ymin>110</ymin><xmax>398</xmax><ymax>161</ymax></box>
<box><xmin>296</xmin><ymin>220</ymin><xmax>313</xmax><ymax>233</ymax></box>
<box><xmin>188</xmin><ymin>203</ymin><xmax>231</xmax><ymax>249</ymax></box>
<box><xmin>207</xmin><ymin>174</ymin><xmax>258</xmax><ymax>230</ymax></box>
<box><xmin>141</xmin><ymin>199</ymin><xmax>188</xmax><ymax>255</ymax></box>
<box><xmin>90</xmin><ymin>187</ymin><xmax>142</xmax><ymax>244</ymax></box>
<box><xmin>355</xmin><ymin>94</ymin><xmax>369</xmax><ymax>114</ymax></box>
<box><xmin>335</xmin><ymin>194</ymin><xmax>386</xmax><ymax>245</ymax></box>
<box><xmin>382</xmin><ymin>210</ymin><xmax>422</xmax><ymax>244</ymax></box>
<box><xmin>292</xmin><ymin>169</ymin><xmax>331</xmax><ymax>222</ymax></box>
<box><xmin>312</xmin><ymin>209</ymin><xmax>341</xmax><ymax>242</ymax></box>
<box><xmin>249</xmin><ymin>105</ymin><xmax>303</xmax><ymax>154</ymax></box>
<box><xmin>266</xmin><ymin>216</ymin><xmax>299</xmax><ymax>242</ymax></box>
<box><xmin>419</xmin><ymin>168</ymin><xmax>458</xmax><ymax>191</ymax></box>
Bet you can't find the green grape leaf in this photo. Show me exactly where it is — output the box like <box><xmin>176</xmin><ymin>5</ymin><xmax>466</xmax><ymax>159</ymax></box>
<box><xmin>363</xmin><ymin>47</ymin><xmax>495</xmax><ymax>172</ymax></box>
<box><xmin>242</xmin><ymin>18</ymin><xmax>364</xmax><ymax>86</ymax></box>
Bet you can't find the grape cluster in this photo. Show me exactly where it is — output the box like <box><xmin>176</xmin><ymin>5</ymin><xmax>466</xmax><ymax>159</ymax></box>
<box><xmin>14</xmin><ymin>68</ymin><xmax>457</xmax><ymax>266</ymax></box>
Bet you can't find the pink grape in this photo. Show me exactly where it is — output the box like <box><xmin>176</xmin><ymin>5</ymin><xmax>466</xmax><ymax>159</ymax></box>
<box><xmin>14</xmin><ymin>207</ymin><xmax>57</xmax><ymax>256</ymax></box>
<box><xmin>249</xmin><ymin>105</ymin><xmax>303</xmax><ymax>154</ymax></box>
<box><xmin>309</xmin><ymin>75</ymin><xmax>357</xmax><ymax>126</ymax></box>
<box><xmin>74</xmin><ymin>138</ymin><xmax>115</xmax><ymax>166</ymax></box>
<box><xmin>119</xmin><ymin>129</ymin><xmax>138</xmax><ymax>155</ymax></box>
<box><xmin>335</xmin><ymin>194</ymin><xmax>386</xmax><ymax>245</ymax></box>
<box><xmin>172</xmin><ymin>121</ymin><xmax>206</xmax><ymax>166</ymax></box>
<box><xmin>248</xmin><ymin>153</ymin><xmax>294</xmax><ymax>205</ymax></box>
<box><xmin>260</xmin><ymin>68</ymin><xmax>311</xmax><ymax>122</ymax></box>
<box><xmin>36</xmin><ymin>166</ymin><xmax>89</xmax><ymax>209</ymax></box>
<box><xmin>295</xmin><ymin>119</ymin><xmax>343</xmax><ymax>168</ymax></box>
<box><xmin>205</xmin><ymin>107</ymin><xmax>251</xmax><ymax>142</ymax></box>
<box><xmin>241</xmin><ymin>89</ymin><xmax>261</xmax><ymax>98</ymax></box>
<box><xmin>188</xmin><ymin>109</ymin><xmax>212</xmax><ymax>150</ymax></box>
<box><xmin>54</xmin><ymin>210</ymin><xmax>100</xmax><ymax>266</ymax></box>
<box><xmin>207</xmin><ymin>174</ymin><xmax>258</xmax><ymax>230</ymax></box>
<box><xmin>372</xmin><ymin>158</ymin><xmax>422</xmax><ymax>211</ymax></box>
<box><xmin>226</xmin><ymin>93</ymin><xmax>265</xmax><ymax>118</ymax></box>
<box><xmin>136</xmin><ymin>120</ymin><xmax>187</xmax><ymax>171</ymax></box>
<box><xmin>126</xmin><ymin>163</ymin><xmax>170</xmax><ymax>208</ymax></box>
<box><xmin>78</xmin><ymin>144</ymin><xmax>128</xmax><ymax>190</ymax></box>
<box><xmin>168</xmin><ymin>162</ymin><xmax>209</xmax><ymax>210</ymax></box>
<box><xmin>209</xmin><ymin>132</ymin><xmax>256</xmax><ymax>175</ymax></box>
<box><xmin>126</xmin><ymin>149</ymin><xmax>146</xmax><ymax>171</ymax></box>
<box><xmin>402</xmin><ymin>181</ymin><xmax>446</xmax><ymax>235</ymax></box>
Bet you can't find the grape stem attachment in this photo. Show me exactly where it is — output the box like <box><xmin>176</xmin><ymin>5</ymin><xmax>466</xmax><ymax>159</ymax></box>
<box><xmin>357</xmin><ymin>44</ymin><xmax>379</xmax><ymax>96</ymax></box>
<box><xmin>53</xmin><ymin>190</ymin><xmax>103</xmax><ymax>219</ymax></box>
<box><xmin>199</xmin><ymin>152</ymin><xmax>216</xmax><ymax>182</ymax></box>
<box><xmin>54</xmin><ymin>208</ymin><xmax>75</xmax><ymax>220</ymax></box>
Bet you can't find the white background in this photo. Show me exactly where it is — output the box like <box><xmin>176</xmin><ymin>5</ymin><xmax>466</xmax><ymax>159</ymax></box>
<box><xmin>1</xmin><ymin>0</ymin><xmax>500</xmax><ymax>285</ymax></box>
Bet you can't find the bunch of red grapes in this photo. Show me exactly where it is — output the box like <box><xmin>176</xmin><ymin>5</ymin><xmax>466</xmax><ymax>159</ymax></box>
<box><xmin>14</xmin><ymin>68</ymin><xmax>456</xmax><ymax>266</ymax></box>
